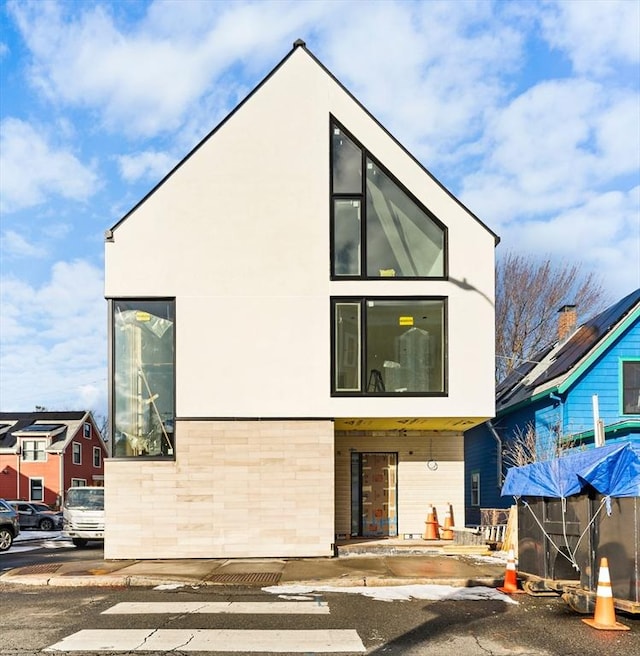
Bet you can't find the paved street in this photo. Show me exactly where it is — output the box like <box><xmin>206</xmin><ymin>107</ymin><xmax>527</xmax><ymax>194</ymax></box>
<box><xmin>0</xmin><ymin>581</ymin><xmax>638</xmax><ymax>655</ymax></box>
<box><xmin>1</xmin><ymin>536</ymin><xmax>638</xmax><ymax>654</ymax></box>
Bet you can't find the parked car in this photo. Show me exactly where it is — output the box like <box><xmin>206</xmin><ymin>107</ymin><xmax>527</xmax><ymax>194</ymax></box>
<box><xmin>0</xmin><ymin>499</ymin><xmax>20</xmax><ymax>551</ymax></box>
<box><xmin>6</xmin><ymin>501</ymin><xmax>63</xmax><ymax>531</ymax></box>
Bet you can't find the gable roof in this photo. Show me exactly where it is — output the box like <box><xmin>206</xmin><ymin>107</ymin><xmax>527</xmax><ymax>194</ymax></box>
<box><xmin>0</xmin><ymin>411</ymin><xmax>107</xmax><ymax>454</ymax></box>
<box><xmin>496</xmin><ymin>288</ymin><xmax>640</xmax><ymax>414</ymax></box>
<box><xmin>107</xmin><ymin>40</ymin><xmax>499</xmax><ymax>245</ymax></box>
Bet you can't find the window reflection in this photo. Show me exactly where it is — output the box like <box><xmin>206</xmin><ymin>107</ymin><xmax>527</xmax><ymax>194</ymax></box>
<box><xmin>113</xmin><ymin>300</ymin><xmax>175</xmax><ymax>457</ymax></box>
<box><xmin>332</xmin><ymin>298</ymin><xmax>445</xmax><ymax>394</ymax></box>
<box><xmin>333</xmin><ymin>199</ymin><xmax>361</xmax><ymax>276</ymax></box>
<box><xmin>332</xmin><ymin>128</ymin><xmax>361</xmax><ymax>193</ymax></box>
<box><xmin>366</xmin><ymin>161</ymin><xmax>444</xmax><ymax>277</ymax></box>
<box><xmin>330</xmin><ymin>120</ymin><xmax>445</xmax><ymax>279</ymax></box>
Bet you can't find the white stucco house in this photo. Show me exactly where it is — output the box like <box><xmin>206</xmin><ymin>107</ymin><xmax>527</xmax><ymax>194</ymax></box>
<box><xmin>104</xmin><ymin>40</ymin><xmax>498</xmax><ymax>560</ymax></box>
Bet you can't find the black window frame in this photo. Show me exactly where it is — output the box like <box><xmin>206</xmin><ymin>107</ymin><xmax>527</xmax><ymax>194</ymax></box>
<box><xmin>330</xmin><ymin>116</ymin><xmax>448</xmax><ymax>281</ymax></box>
<box><xmin>330</xmin><ymin>296</ymin><xmax>448</xmax><ymax>397</ymax></box>
<box><xmin>108</xmin><ymin>297</ymin><xmax>177</xmax><ymax>461</ymax></box>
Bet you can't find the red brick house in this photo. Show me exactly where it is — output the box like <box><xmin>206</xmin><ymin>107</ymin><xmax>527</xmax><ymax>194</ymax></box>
<box><xmin>0</xmin><ymin>411</ymin><xmax>108</xmax><ymax>508</ymax></box>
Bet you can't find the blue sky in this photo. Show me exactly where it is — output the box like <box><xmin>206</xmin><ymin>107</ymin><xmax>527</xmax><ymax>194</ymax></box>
<box><xmin>1</xmin><ymin>0</ymin><xmax>639</xmax><ymax>418</ymax></box>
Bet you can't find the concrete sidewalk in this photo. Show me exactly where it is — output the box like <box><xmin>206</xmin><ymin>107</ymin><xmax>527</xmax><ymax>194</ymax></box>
<box><xmin>0</xmin><ymin>540</ymin><xmax>509</xmax><ymax>589</ymax></box>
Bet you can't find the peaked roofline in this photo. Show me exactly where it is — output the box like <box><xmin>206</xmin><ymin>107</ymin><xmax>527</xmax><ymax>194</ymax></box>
<box><xmin>106</xmin><ymin>40</ymin><xmax>499</xmax><ymax>245</ymax></box>
<box><xmin>496</xmin><ymin>288</ymin><xmax>640</xmax><ymax>416</ymax></box>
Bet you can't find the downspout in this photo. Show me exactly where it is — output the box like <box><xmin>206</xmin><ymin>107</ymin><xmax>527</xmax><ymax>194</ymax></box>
<box><xmin>60</xmin><ymin>449</ymin><xmax>64</xmax><ymax>509</ymax></box>
<box><xmin>485</xmin><ymin>420</ymin><xmax>503</xmax><ymax>488</ymax></box>
<box><xmin>549</xmin><ymin>392</ymin><xmax>565</xmax><ymax>454</ymax></box>
<box><xmin>16</xmin><ymin>444</ymin><xmax>20</xmax><ymax>498</ymax></box>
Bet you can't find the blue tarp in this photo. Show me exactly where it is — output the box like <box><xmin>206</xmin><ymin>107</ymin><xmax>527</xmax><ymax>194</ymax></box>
<box><xmin>501</xmin><ymin>442</ymin><xmax>640</xmax><ymax>499</ymax></box>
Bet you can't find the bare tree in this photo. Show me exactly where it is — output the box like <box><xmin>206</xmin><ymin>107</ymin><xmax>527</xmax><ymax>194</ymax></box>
<box><xmin>495</xmin><ymin>253</ymin><xmax>610</xmax><ymax>382</ymax></box>
<box><xmin>502</xmin><ymin>421</ymin><xmax>584</xmax><ymax>468</ymax></box>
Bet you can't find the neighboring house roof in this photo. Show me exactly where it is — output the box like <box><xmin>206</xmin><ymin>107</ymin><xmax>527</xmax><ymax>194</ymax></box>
<box><xmin>0</xmin><ymin>411</ymin><xmax>107</xmax><ymax>455</ymax></box>
<box><xmin>106</xmin><ymin>39</ymin><xmax>499</xmax><ymax>246</ymax></box>
<box><xmin>496</xmin><ymin>288</ymin><xmax>640</xmax><ymax>414</ymax></box>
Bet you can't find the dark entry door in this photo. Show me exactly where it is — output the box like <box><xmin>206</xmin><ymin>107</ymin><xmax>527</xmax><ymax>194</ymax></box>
<box><xmin>355</xmin><ymin>452</ymin><xmax>397</xmax><ymax>537</ymax></box>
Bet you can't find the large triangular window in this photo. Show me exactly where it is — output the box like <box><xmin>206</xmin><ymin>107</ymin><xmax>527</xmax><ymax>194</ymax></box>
<box><xmin>331</xmin><ymin>119</ymin><xmax>446</xmax><ymax>279</ymax></box>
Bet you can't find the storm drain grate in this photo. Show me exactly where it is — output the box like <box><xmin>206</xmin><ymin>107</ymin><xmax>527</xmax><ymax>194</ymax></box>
<box><xmin>205</xmin><ymin>572</ymin><xmax>282</xmax><ymax>586</ymax></box>
<box><xmin>17</xmin><ymin>563</ymin><xmax>62</xmax><ymax>574</ymax></box>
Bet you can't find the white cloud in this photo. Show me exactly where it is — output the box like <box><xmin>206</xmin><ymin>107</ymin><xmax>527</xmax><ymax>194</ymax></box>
<box><xmin>496</xmin><ymin>187</ymin><xmax>640</xmax><ymax>298</ymax></box>
<box><xmin>0</xmin><ymin>259</ymin><xmax>107</xmax><ymax>413</ymax></box>
<box><xmin>540</xmin><ymin>0</ymin><xmax>640</xmax><ymax>76</ymax></box>
<box><xmin>117</xmin><ymin>149</ymin><xmax>177</xmax><ymax>183</ymax></box>
<box><xmin>8</xmin><ymin>0</ymin><xmax>330</xmax><ymax>138</ymax></box>
<box><xmin>318</xmin><ymin>1</ymin><xmax>523</xmax><ymax>165</ymax></box>
<box><xmin>461</xmin><ymin>79</ymin><xmax>640</xmax><ymax>226</ymax></box>
<box><xmin>0</xmin><ymin>229</ymin><xmax>47</xmax><ymax>258</ymax></box>
<box><xmin>0</xmin><ymin>118</ymin><xmax>98</xmax><ymax>213</ymax></box>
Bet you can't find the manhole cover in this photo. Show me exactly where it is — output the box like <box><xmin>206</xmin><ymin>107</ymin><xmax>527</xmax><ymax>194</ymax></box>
<box><xmin>17</xmin><ymin>563</ymin><xmax>62</xmax><ymax>574</ymax></box>
<box><xmin>205</xmin><ymin>572</ymin><xmax>282</xmax><ymax>585</ymax></box>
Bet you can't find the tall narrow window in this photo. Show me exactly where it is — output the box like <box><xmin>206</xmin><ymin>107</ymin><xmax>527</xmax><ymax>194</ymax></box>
<box><xmin>335</xmin><ymin>302</ymin><xmax>361</xmax><ymax>391</ymax></box>
<box><xmin>471</xmin><ymin>472</ymin><xmax>480</xmax><ymax>507</ymax></box>
<box><xmin>332</xmin><ymin>298</ymin><xmax>446</xmax><ymax>395</ymax></box>
<box><xmin>112</xmin><ymin>299</ymin><xmax>175</xmax><ymax>458</ymax></box>
<box><xmin>622</xmin><ymin>360</ymin><xmax>640</xmax><ymax>414</ymax></box>
<box><xmin>331</xmin><ymin>119</ymin><xmax>445</xmax><ymax>279</ymax></box>
<box><xmin>72</xmin><ymin>442</ymin><xmax>81</xmax><ymax>465</ymax></box>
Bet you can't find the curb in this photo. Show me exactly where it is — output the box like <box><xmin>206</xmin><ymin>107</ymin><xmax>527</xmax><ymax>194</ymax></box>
<box><xmin>0</xmin><ymin>571</ymin><xmax>505</xmax><ymax>589</ymax></box>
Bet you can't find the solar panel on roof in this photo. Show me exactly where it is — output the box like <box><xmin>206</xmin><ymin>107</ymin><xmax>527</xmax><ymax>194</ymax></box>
<box><xmin>19</xmin><ymin>423</ymin><xmax>64</xmax><ymax>433</ymax></box>
<box><xmin>532</xmin><ymin>288</ymin><xmax>640</xmax><ymax>387</ymax></box>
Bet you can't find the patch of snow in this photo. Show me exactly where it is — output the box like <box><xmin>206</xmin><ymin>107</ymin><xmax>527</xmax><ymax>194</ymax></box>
<box><xmin>264</xmin><ymin>583</ymin><xmax>518</xmax><ymax>604</ymax></box>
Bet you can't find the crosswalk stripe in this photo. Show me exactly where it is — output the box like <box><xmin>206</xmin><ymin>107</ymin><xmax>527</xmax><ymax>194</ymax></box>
<box><xmin>45</xmin><ymin>629</ymin><xmax>366</xmax><ymax>653</ymax></box>
<box><xmin>102</xmin><ymin>601</ymin><xmax>329</xmax><ymax>614</ymax></box>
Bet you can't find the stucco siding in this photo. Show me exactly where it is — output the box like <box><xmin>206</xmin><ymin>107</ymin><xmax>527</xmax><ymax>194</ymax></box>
<box><xmin>105</xmin><ymin>47</ymin><xmax>495</xmax><ymax>424</ymax></box>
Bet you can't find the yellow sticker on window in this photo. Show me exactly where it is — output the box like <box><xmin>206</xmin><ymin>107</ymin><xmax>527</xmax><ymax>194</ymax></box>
<box><xmin>135</xmin><ymin>311</ymin><xmax>151</xmax><ymax>322</ymax></box>
<box><xmin>399</xmin><ymin>316</ymin><xmax>414</xmax><ymax>326</ymax></box>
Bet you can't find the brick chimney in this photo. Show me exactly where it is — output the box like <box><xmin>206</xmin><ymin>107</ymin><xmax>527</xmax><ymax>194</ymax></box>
<box><xmin>558</xmin><ymin>304</ymin><xmax>577</xmax><ymax>341</ymax></box>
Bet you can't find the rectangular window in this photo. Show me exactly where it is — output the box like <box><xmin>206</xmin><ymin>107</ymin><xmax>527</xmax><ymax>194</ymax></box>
<box><xmin>112</xmin><ymin>299</ymin><xmax>175</xmax><ymax>458</ymax></box>
<box><xmin>471</xmin><ymin>472</ymin><xmax>480</xmax><ymax>507</ymax></box>
<box><xmin>70</xmin><ymin>478</ymin><xmax>86</xmax><ymax>487</ymax></box>
<box><xmin>30</xmin><ymin>478</ymin><xmax>44</xmax><ymax>502</ymax></box>
<box><xmin>22</xmin><ymin>439</ymin><xmax>46</xmax><ymax>461</ymax></box>
<box><xmin>622</xmin><ymin>360</ymin><xmax>640</xmax><ymax>414</ymax></box>
<box><xmin>83</xmin><ymin>422</ymin><xmax>91</xmax><ymax>438</ymax></box>
<box><xmin>331</xmin><ymin>119</ymin><xmax>446</xmax><ymax>280</ymax></box>
<box><xmin>332</xmin><ymin>297</ymin><xmax>446</xmax><ymax>395</ymax></box>
<box><xmin>335</xmin><ymin>302</ymin><xmax>361</xmax><ymax>391</ymax></box>
<box><xmin>72</xmin><ymin>442</ymin><xmax>81</xmax><ymax>465</ymax></box>
<box><xmin>93</xmin><ymin>447</ymin><xmax>102</xmax><ymax>468</ymax></box>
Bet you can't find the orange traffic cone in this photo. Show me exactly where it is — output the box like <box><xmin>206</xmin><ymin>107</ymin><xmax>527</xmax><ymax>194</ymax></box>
<box><xmin>497</xmin><ymin>549</ymin><xmax>525</xmax><ymax>594</ymax></box>
<box><xmin>582</xmin><ymin>557</ymin><xmax>629</xmax><ymax>631</ymax></box>
<box><xmin>423</xmin><ymin>504</ymin><xmax>440</xmax><ymax>540</ymax></box>
<box><xmin>441</xmin><ymin>503</ymin><xmax>454</xmax><ymax>540</ymax></box>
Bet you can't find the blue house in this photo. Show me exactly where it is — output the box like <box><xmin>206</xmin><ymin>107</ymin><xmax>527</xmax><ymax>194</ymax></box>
<box><xmin>465</xmin><ymin>288</ymin><xmax>640</xmax><ymax>525</ymax></box>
